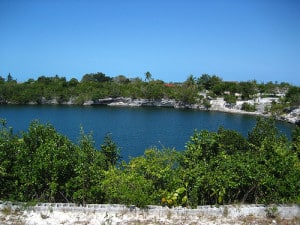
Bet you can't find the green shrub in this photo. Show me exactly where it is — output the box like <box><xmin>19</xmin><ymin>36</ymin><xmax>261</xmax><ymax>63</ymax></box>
<box><xmin>241</xmin><ymin>102</ymin><xmax>256</xmax><ymax>112</ymax></box>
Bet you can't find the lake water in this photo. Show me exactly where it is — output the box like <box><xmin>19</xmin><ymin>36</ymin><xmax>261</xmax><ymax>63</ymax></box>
<box><xmin>0</xmin><ymin>105</ymin><xmax>295</xmax><ymax>160</ymax></box>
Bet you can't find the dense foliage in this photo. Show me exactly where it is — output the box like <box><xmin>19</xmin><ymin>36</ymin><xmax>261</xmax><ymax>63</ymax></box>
<box><xmin>0</xmin><ymin>73</ymin><xmax>298</xmax><ymax>113</ymax></box>
<box><xmin>0</xmin><ymin>118</ymin><xmax>299</xmax><ymax>207</ymax></box>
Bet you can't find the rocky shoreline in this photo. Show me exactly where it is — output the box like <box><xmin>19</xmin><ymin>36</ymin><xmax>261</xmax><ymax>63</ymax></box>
<box><xmin>81</xmin><ymin>97</ymin><xmax>300</xmax><ymax>125</ymax></box>
<box><xmin>4</xmin><ymin>96</ymin><xmax>300</xmax><ymax>125</ymax></box>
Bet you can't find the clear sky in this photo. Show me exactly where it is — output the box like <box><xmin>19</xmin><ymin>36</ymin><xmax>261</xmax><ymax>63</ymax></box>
<box><xmin>0</xmin><ymin>0</ymin><xmax>299</xmax><ymax>85</ymax></box>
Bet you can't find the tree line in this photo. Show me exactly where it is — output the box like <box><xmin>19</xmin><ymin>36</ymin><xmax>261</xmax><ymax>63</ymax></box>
<box><xmin>0</xmin><ymin>118</ymin><xmax>299</xmax><ymax>207</ymax></box>
<box><xmin>0</xmin><ymin>72</ymin><xmax>299</xmax><ymax>112</ymax></box>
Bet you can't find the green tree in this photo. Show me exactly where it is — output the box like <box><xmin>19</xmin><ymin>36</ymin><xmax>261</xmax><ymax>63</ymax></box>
<box><xmin>223</xmin><ymin>81</ymin><xmax>240</xmax><ymax>94</ymax></box>
<box><xmin>145</xmin><ymin>71</ymin><xmax>152</xmax><ymax>82</ymax></box>
<box><xmin>248</xmin><ymin>117</ymin><xmax>286</xmax><ymax>149</ymax></box>
<box><xmin>224</xmin><ymin>94</ymin><xmax>237</xmax><ymax>105</ymax></box>
<box><xmin>100</xmin><ymin>133</ymin><xmax>121</xmax><ymax>170</ymax></box>
<box><xmin>185</xmin><ymin>75</ymin><xmax>196</xmax><ymax>87</ymax></box>
<box><xmin>197</xmin><ymin>74</ymin><xmax>222</xmax><ymax>91</ymax></box>
<box><xmin>81</xmin><ymin>72</ymin><xmax>112</xmax><ymax>83</ymax></box>
<box><xmin>285</xmin><ymin>86</ymin><xmax>300</xmax><ymax>107</ymax></box>
<box><xmin>127</xmin><ymin>148</ymin><xmax>182</xmax><ymax>203</ymax></box>
<box><xmin>0</xmin><ymin>119</ymin><xmax>20</xmax><ymax>200</ymax></box>
<box><xmin>68</xmin><ymin>78</ymin><xmax>79</xmax><ymax>87</ymax></box>
<box><xmin>66</xmin><ymin>129</ymin><xmax>105</xmax><ymax>204</ymax></box>
<box><xmin>212</xmin><ymin>82</ymin><xmax>225</xmax><ymax>96</ymax></box>
<box><xmin>197</xmin><ymin>74</ymin><xmax>211</xmax><ymax>90</ymax></box>
<box><xmin>37</xmin><ymin>75</ymin><xmax>52</xmax><ymax>84</ymax></box>
<box><xmin>7</xmin><ymin>73</ymin><xmax>15</xmax><ymax>82</ymax></box>
<box><xmin>176</xmin><ymin>76</ymin><xmax>198</xmax><ymax>104</ymax></box>
<box><xmin>268</xmin><ymin>101</ymin><xmax>286</xmax><ymax>117</ymax></box>
<box><xmin>202</xmin><ymin>98</ymin><xmax>211</xmax><ymax>109</ymax></box>
<box><xmin>217</xmin><ymin>127</ymin><xmax>250</xmax><ymax>154</ymax></box>
<box><xmin>180</xmin><ymin>119</ymin><xmax>300</xmax><ymax>206</ymax></box>
<box><xmin>239</xmin><ymin>81</ymin><xmax>258</xmax><ymax>100</ymax></box>
<box><xmin>0</xmin><ymin>76</ymin><xmax>5</xmax><ymax>84</ymax></box>
<box><xmin>102</xmin><ymin>167</ymin><xmax>154</xmax><ymax>207</ymax></box>
<box><xmin>143</xmin><ymin>80</ymin><xmax>165</xmax><ymax>100</ymax></box>
<box><xmin>291</xmin><ymin>126</ymin><xmax>300</xmax><ymax>159</ymax></box>
<box><xmin>114</xmin><ymin>75</ymin><xmax>130</xmax><ymax>83</ymax></box>
<box><xmin>16</xmin><ymin>121</ymin><xmax>77</xmax><ymax>202</ymax></box>
<box><xmin>241</xmin><ymin>102</ymin><xmax>256</xmax><ymax>112</ymax></box>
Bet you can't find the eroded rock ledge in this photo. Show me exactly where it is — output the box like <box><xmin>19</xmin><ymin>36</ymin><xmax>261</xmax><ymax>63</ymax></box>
<box><xmin>83</xmin><ymin>97</ymin><xmax>300</xmax><ymax>125</ymax></box>
<box><xmin>4</xmin><ymin>96</ymin><xmax>300</xmax><ymax>125</ymax></box>
<box><xmin>84</xmin><ymin>97</ymin><xmax>187</xmax><ymax>108</ymax></box>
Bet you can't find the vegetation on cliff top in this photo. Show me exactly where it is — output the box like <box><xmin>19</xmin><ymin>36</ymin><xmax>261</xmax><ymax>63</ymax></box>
<box><xmin>0</xmin><ymin>72</ymin><xmax>299</xmax><ymax>112</ymax></box>
<box><xmin>0</xmin><ymin>118</ymin><xmax>299</xmax><ymax>207</ymax></box>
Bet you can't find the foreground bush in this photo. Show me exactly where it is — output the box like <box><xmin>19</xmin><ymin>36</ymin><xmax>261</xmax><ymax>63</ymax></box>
<box><xmin>0</xmin><ymin>118</ymin><xmax>299</xmax><ymax>207</ymax></box>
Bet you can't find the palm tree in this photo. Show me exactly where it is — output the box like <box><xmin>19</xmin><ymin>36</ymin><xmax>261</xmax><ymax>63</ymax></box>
<box><xmin>145</xmin><ymin>71</ymin><xmax>152</xmax><ymax>82</ymax></box>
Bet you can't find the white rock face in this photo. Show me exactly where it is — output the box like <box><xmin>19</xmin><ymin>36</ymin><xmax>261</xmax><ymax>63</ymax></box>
<box><xmin>83</xmin><ymin>100</ymin><xmax>94</xmax><ymax>106</ymax></box>
<box><xmin>209</xmin><ymin>98</ymin><xmax>227</xmax><ymax>111</ymax></box>
<box><xmin>282</xmin><ymin>107</ymin><xmax>300</xmax><ymax>124</ymax></box>
<box><xmin>1</xmin><ymin>203</ymin><xmax>299</xmax><ymax>225</ymax></box>
<box><xmin>79</xmin><ymin>97</ymin><xmax>300</xmax><ymax>124</ymax></box>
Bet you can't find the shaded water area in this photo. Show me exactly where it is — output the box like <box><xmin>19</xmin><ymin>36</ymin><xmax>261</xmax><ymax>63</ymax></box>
<box><xmin>0</xmin><ymin>105</ymin><xmax>295</xmax><ymax>160</ymax></box>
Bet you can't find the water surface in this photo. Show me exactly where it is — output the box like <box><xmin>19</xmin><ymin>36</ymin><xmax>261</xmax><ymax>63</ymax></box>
<box><xmin>0</xmin><ymin>105</ymin><xmax>295</xmax><ymax>159</ymax></box>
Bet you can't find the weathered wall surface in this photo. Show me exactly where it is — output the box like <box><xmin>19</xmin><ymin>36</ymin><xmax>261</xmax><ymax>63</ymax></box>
<box><xmin>1</xmin><ymin>203</ymin><xmax>299</xmax><ymax>225</ymax></box>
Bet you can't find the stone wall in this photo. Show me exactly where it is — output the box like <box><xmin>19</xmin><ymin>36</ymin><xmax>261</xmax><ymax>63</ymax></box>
<box><xmin>1</xmin><ymin>202</ymin><xmax>299</xmax><ymax>225</ymax></box>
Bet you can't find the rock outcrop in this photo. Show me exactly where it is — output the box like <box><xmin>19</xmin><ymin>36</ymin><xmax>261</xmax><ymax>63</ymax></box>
<box><xmin>5</xmin><ymin>95</ymin><xmax>299</xmax><ymax>124</ymax></box>
<box><xmin>82</xmin><ymin>97</ymin><xmax>300</xmax><ymax>124</ymax></box>
<box><xmin>280</xmin><ymin>107</ymin><xmax>300</xmax><ymax>124</ymax></box>
<box><xmin>83</xmin><ymin>97</ymin><xmax>179</xmax><ymax>108</ymax></box>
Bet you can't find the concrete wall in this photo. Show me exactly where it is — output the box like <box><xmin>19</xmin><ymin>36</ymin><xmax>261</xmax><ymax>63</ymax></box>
<box><xmin>24</xmin><ymin>203</ymin><xmax>300</xmax><ymax>219</ymax></box>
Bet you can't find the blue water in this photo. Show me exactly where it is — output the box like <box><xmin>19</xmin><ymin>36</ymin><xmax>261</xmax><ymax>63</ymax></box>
<box><xmin>0</xmin><ymin>105</ymin><xmax>295</xmax><ymax>159</ymax></box>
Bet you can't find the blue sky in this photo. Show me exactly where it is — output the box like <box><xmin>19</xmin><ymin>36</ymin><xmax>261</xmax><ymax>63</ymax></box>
<box><xmin>0</xmin><ymin>0</ymin><xmax>299</xmax><ymax>85</ymax></box>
